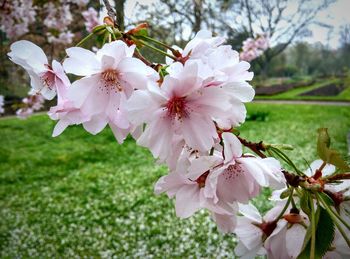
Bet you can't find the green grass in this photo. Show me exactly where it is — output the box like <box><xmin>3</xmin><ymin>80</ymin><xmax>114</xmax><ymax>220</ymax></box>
<box><xmin>255</xmin><ymin>78</ymin><xmax>350</xmax><ymax>101</ymax></box>
<box><xmin>0</xmin><ymin>103</ymin><xmax>349</xmax><ymax>257</ymax></box>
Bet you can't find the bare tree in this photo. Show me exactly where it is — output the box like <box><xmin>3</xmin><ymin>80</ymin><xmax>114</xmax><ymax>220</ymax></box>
<box><xmin>218</xmin><ymin>0</ymin><xmax>335</xmax><ymax>74</ymax></box>
<box><xmin>340</xmin><ymin>24</ymin><xmax>350</xmax><ymax>47</ymax></box>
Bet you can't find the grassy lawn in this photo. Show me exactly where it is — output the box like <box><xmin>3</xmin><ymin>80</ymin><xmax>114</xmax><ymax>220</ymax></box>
<box><xmin>255</xmin><ymin>78</ymin><xmax>350</xmax><ymax>101</ymax></box>
<box><xmin>0</xmin><ymin>103</ymin><xmax>349</xmax><ymax>257</ymax></box>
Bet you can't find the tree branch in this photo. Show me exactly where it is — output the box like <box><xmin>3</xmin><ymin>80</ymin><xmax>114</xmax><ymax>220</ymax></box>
<box><xmin>236</xmin><ymin>135</ymin><xmax>267</xmax><ymax>158</ymax></box>
<box><xmin>103</xmin><ymin>0</ymin><xmax>116</xmax><ymax>18</ymax></box>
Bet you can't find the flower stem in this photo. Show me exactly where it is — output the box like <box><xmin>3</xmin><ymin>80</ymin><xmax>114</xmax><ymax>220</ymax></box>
<box><xmin>275</xmin><ymin>188</ymin><xmax>294</xmax><ymax>221</ymax></box>
<box><xmin>75</xmin><ymin>32</ymin><xmax>95</xmax><ymax>47</ymax></box>
<box><xmin>132</xmin><ymin>37</ymin><xmax>176</xmax><ymax>60</ymax></box>
<box><xmin>269</xmin><ymin>147</ymin><xmax>303</xmax><ymax>175</ymax></box>
<box><xmin>137</xmin><ymin>35</ymin><xmax>173</xmax><ymax>50</ymax></box>
<box><xmin>310</xmin><ymin>196</ymin><xmax>316</xmax><ymax>259</ymax></box>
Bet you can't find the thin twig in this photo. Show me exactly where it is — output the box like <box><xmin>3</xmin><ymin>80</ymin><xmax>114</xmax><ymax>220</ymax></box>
<box><xmin>102</xmin><ymin>0</ymin><xmax>117</xmax><ymax>23</ymax></box>
<box><xmin>236</xmin><ymin>135</ymin><xmax>267</xmax><ymax>158</ymax></box>
<box><xmin>133</xmin><ymin>48</ymin><xmax>153</xmax><ymax>67</ymax></box>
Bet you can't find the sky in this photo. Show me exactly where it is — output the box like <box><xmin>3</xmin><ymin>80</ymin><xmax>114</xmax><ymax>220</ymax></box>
<box><xmin>100</xmin><ymin>0</ymin><xmax>350</xmax><ymax>49</ymax></box>
<box><xmin>304</xmin><ymin>0</ymin><xmax>350</xmax><ymax>48</ymax></box>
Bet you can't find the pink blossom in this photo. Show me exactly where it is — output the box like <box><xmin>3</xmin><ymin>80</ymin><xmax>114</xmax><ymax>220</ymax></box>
<box><xmin>61</xmin><ymin>40</ymin><xmax>158</xmax><ymax>142</ymax></box>
<box><xmin>8</xmin><ymin>40</ymin><xmax>70</xmax><ymax>100</ymax></box>
<box><xmin>207</xmin><ymin>133</ymin><xmax>285</xmax><ymax>205</ymax></box>
<box><xmin>0</xmin><ymin>0</ymin><xmax>36</xmax><ymax>39</ymax></box>
<box><xmin>16</xmin><ymin>108</ymin><xmax>34</xmax><ymax>119</ymax></box>
<box><xmin>127</xmin><ymin>61</ymin><xmax>233</xmax><ymax>160</ymax></box>
<box><xmin>47</xmin><ymin>31</ymin><xmax>75</xmax><ymax>45</ymax></box>
<box><xmin>264</xmin><ymin>213</ymin><xmax>308</xmax><ymax>259</ymax></box>
<box><xmin>16</xmin><ymin>93</ymin><xmax>45</xmax><ymax>119</ymax></box>
<box><xmin>82</xmin><ymin>7</ymin><xmax>100</xmax><ymax>32</ymax></box>
<box><xmin>240</xmin><ymin>35</ymin><xmax>269</xmax><ymax>62</ymax></box>
<box><xmin>154</xmin><ymin>151</ymin><xmax>237</xmax><ymax>232</ymax></box>
<box><xmin>235</xmin><ymin>202</ymin><xmax>308</xmax><ymax>259</ymax></box>
<box><xmin>167</xmin><ymin>30</ymin><xmax>255</xmax><ymax>129</ymax></box>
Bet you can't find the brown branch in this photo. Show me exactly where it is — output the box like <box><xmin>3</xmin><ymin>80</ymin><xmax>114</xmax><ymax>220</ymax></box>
<box><xmin>325</xmin><ymin>173</ymin><xmax>350</xmax><ymax>182</ymax></box>
<box><xmin>236</xmin><ymin>135</ymin><xmax>267</xmax><ymax>158</ymax></box>
<box><xmin>283</xmin><ymin>170</ymin><xmax>305</xmax><ymax>187</ymax></box>
<box><xmin>133</xmin><ymin>49</ymin><xmax>153</xmax><ymax>67</ymax></box>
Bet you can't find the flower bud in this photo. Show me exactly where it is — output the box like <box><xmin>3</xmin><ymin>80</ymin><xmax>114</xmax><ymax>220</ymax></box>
<box><xmin>103</xmin><ymin>16</ymin><xmax>114</xmax><ymax>26</ymax></box>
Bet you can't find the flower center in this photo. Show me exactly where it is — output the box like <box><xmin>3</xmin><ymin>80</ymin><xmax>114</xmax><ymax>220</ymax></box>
<box><xmin>195</xmin><ymin>171</ymin><xmax>209</xmax><ymax>188</ymax></box>
<box><xmin>101</xmin><ymin>69</ymin><xmax>122</xmax><ymax>92</ymax></box>
<box><xmin>166</xmin><ymin>96</ymin><xmax>188</xmax><ymax>120</ymax></box>
<box><xmin>224</xmin><ymin>163</ymin><xmax>244</xmax><ymax>180</ymax></box>
<box><xmin>40</xmin><ymin>70</ymin><xmax>55</xmax><ymax>90</ymax></box>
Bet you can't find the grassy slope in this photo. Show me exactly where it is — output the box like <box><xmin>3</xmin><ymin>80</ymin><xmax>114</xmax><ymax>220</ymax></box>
<box><xmin>0</xmin><ymin>103</ymin><xmax>349</xmax><ymax>257</ymax></box>
<box><xmin>255</xmin><ymin>78</ymin><xmax>350</xmax><ymax>101</ymax></box>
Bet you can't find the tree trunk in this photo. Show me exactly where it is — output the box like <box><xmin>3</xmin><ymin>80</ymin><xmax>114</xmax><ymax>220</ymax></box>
<box><xmin>114</xmin><ymin>0</ymin><xmax>125</xmax><ymax>31</ymax></box>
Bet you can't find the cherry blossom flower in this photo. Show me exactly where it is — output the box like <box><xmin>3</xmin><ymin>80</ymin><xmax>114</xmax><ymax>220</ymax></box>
<box><xmin>207</xmin><ymin>133</ymin><xmax>285</xmax><ymax>204</ymax></box>
<box><xmin>240</xmin><ymin>35</ymin><xmax>269</xmax><ymax>62</ymax></box>
<box><xmin>154</xmin><ymin>151</ymin><xmax>238</xmax><ymax>232</ymax></box>
<box><xmin>61</xmin><ymin>40</ymin><xmax>158</xmax><ymax>142</ymax></box>
<box><xmin>235</xmin><ymin>202</ymin><xmax>308</xmax><ymax>259</ymax></box>
<box><xmin>303</xmin><ymin>160</ymin><xmax>350</xmax><ymax>221</ymax></box>
<box><xmin>0</xmin><ymin>95</ymin><xmax>5</xmax><ymax>114</ymax></box>
<box><xmin>128</xmin><ymin>61</ymin><xmax>233</xmax><ymax>160</ymax></box>
<box><xmin>264</xmin><ymin>212</ymin><xmax>308</xmax><ymax>259</ymax></box>
<box><xmin>82</xmin><ymin>7</ymin><xmax>99</xmax><ymax>32</ymax></box>
<box><xmin>8</xmin><ymin>40</ymin><xmax>70</xmax><ymax>100</ymax></box>
<box><xmin>167</xmin><ymin>30</ymin><xmax>255</xmax><ymax>129</ymax></box>
<box><xmin>0</xmin><ymin>0</ymin><xmax>36</xmax><ymax>39</ymax></box>
<box><xmin>16</xmin><ymin>93</ymin><xmax>45</xmax><ymax>119</ymax></box>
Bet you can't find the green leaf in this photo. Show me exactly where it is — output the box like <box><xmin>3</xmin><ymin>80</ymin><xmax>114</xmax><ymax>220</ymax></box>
<box><xmin>317</xmin><ymin>128</ymin><xmax>331</xmax><ymax>161</ymax></box>
<box><xmin>327</xmin><ymin>149</ymin><xmax>350</xmax><ymax>170</ymax></box>
<box><xmin>134</xmin><ymin>28</ymin><xmax>148</xmax><ymax>37</ymax></box>
<box><xmin>297</xmin><ymin>207</ymin><xmax>335</xmax><ymax>259</ymax></box>
<box><xmin>316</xmin><ymin>128</ymin><xmax>349</xmax><ymax>170</ymax></box>
<box><xmin>318</xmin><ymin>192</ymin><xmax>334</xmax><ymax>207</ymax></box>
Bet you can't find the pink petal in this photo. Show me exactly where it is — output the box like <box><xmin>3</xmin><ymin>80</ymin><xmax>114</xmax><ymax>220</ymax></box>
<box><xmin>222</xmin><ymin>132</ymin><xmax>242</xmax><ymax>163</ymax></box>
<box><xmin>285</xmin><ymin>224</ymin><xmax>306</xmax><ymax>258</ymax></box>
<box><xmin>175</xmin><ymin>185</ymin><xmax>201</xmax><ymax>218</ymax></box>
<box><xmin>83</xmin><ymin>114</ymin><xmax>108</xmax><ymax>134</ymax></box>
<box><xmin>181</xmin><ymin>113</ymin><xmax>217</xmax><ymax>152</ymax></box>
<box><xmin>212</xmin><ymin>213</ymin><xmax>237</xmax><ymax>233</ymax></box>
<box><xmin>64</xmin><ymin>47</ymin><xmax>100</xmax><ymax>76</ymax></box>
<box><xmin>222</xmin><ymin>81</ymin><xmax>255</xmax><ymax>102</ymax></box>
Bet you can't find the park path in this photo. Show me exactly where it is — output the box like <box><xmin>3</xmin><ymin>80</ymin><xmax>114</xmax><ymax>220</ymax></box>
<box><xmin>253</xmin><ymin>99</ymin><xmax>350</xmax><ymax>106</ymax></box>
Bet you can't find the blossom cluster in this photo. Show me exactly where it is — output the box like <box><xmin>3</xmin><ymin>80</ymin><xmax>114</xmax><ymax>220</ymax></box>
<box><xmin>82</xmin><ymin>7</ymin><xmax>100</xmax><ymax>32</ymax></box>
<box><xmin>0</xmin><ymin>0</ymin><xmax>36</xmax><ymax>39</ymax></box>
<box><xmin>16</xmin><ymin>93</ymin><xmax>45</xmax><ymax>119</ymax></box>
<box><xmin>234</xmin><ymin>160</ymin><xmax>350</xmax><ymax>258</ymax></box>
<box><xmin>0</xmin><ymin>0</ymin><xmax>93</xmax><ymax>44</ymax></box>
<box><xmin>7</xmin><ymin>24</ymin><xmax>350</xmax><ymax>258</ymax></box>
<box><xmin>240</xmin><ymin>34</ymin><xmax>269</xmax><ymax>62</ymax></box>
